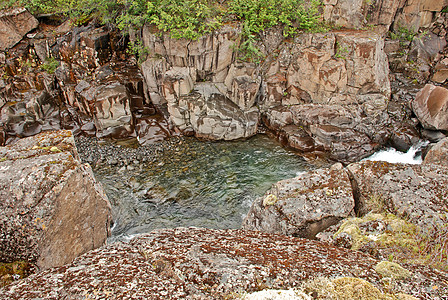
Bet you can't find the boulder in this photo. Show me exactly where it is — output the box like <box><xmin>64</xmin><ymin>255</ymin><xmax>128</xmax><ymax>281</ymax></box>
<box><xmin>423</xmin><ymin>137</ymin><xmax>448</xmax><ymax>167</ymax></box>
<box><xmin>1</xmin><ymin>227</ymin><xmax>446</xmax><ymax>299</ymax></box>
<box><xmin>347</xmin><ymin>160</ymin><xmax>448</xmax><ymax>235</ymax></box>
<box><xmin>411</xmin><ymin>84</ymin><xmax>448</xmax><ymax>131</ymax></box>
<box><xmin>0</xmin><ymin>130</ymin><xmax>111</xmax><ymax>270</ymax></box>
<box><xmin>242</xmin><ymin>163</ymin><xmax>355</xmax><ymax>238</ymax></box>
<box><xmin>0</xmin><ymin>8</ymin><xmax>39</xmax><ymax>50</ymax></box>
<box><xmin>175</xmin><ymin>83</ymin><xmax>259</xmax><ymax>140</ymax></box>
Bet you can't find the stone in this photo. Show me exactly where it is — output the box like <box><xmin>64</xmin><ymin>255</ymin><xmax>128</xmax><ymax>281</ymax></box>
<box><xmin>243</xmin><ymin>163</ymin><xmax>355</xmax><ymax>238</ymax></box>
<box><xmin>168</xmin><ymin>83</ymin><xmax>259</xmax><ymax>140</ymax></box>
<box><xmin>432</xmin><ymin>58</ymin><xmax>448</xmax><ymax>83</ymax></box>
<box><xmin>423</xmin><ymin>137</ymin><xmax>448</xmax><ymax>167</ymax></box>
<box><xmin>0</xmin><ymin>130</ymin><xmax>111</xmax><ymax>270</ymax></box>
<box><xmin>411</xmin><ymin>84</ymin><xmax>448</xmax><ymax>131</ymax></box>
<box><xmin>0</xmin><ymin>8</ymin><xmax>39</xmax><ymax>50</ymax></box>
<box><xmin>1</xmin><ymin>227</ymin><xmax>446</xmax><ymax>298</ymax></box>
<box><xmin>347</xmin><ymin>160</ymin><xmax>448</xmax><ymax>235</ymax></box>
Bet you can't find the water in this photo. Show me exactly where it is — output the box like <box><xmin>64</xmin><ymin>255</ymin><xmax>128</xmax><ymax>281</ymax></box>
<box><xmin>94</xmin><ymin>135</ymin><xmax>312</xmax><ymax>243</ymax></box>
<box><xmin>364</xmin><ymin>141</ymin><xmax>428</xmax><ymax>165</ymax></box>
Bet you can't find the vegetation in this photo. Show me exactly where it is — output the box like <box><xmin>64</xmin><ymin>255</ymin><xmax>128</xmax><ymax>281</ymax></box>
<box><xmin>1</xmin><ymin>0</ymin><xmax>325</xmax><ymax>62</ymax></box>
<box><xmin>40</xmin><ymin>57</ymin><xmax>60</xmax><ymax>74</ymax></box>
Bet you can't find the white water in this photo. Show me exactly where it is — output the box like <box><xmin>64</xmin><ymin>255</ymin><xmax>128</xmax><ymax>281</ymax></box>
<box><xmin>364</xmin><ymin>141</ymin><xmax>428</xmax><ymax>165</ymax></box>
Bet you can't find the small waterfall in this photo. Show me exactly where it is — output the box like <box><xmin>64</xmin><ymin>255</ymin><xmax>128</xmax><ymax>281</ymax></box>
<box><xmin>364</xmin><ymin>141</ymin><xmax>429</xmax><ymax>165</ymax></box>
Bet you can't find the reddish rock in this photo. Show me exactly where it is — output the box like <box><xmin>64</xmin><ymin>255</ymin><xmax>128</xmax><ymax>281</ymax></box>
<box><xmin>423</xmin><ymin>137</ymin><xmax>448</xmax><ymax>167</ymax></box>
<box><xmin>1</xmin><ymin>227</ymin><xmax>447</xmax><ymax>299</ymax></box>
<box><xmin>411</xmin><ymin>84</ymin><xmax>448</xmax><ymax>131</ymax></box>
<box><xmin>0</xmin><ymin>8</ymin><xmax>38</xmax><ymax>50</ymax></box>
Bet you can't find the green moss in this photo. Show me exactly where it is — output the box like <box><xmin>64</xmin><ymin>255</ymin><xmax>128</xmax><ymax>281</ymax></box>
<box><xmin>334</xmin><ymin>218</ymin><xmax>368</xmax><ymax>250</ymax></box>
<box><xmin>374</xmin><ymin>261</ymin><xmax>411</xmax><ymax>280</ymax></box>
<box><xmin>331</xmin><ymin>277</ymin><xmax>393</xmax><ymax>300</ymax></box>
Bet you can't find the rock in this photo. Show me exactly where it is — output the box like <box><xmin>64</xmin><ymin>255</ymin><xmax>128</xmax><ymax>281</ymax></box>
<box><xmin>346</xmin><ymin>160</ymin><xmax>448</xmax><ymax>234</ymax></box>
<box><xmin>0</xmin><ymin>8</ymin><xmax>39</xmax><ymax>50</ymax></box>
<box><xmin>242</xmin><ymin>163</ymin><xmax>355</xmax><ymax>238</ymax></box>
<box><xmin>374</xmin><ymin>261</ymin><xmax>411</xmax><ymax>280</ymax></box>
<box><xmin>411</xmin><ymin>84</ymin><xmax>448</xmax><ymax>131</ymax></box>
<box><xmin>432</xmin><ymin>58</ymin><xmax>448</xmax><ymax>83</ymax></box>
<box><xmin>244</xmin><ymin>289</ymin><xmax>310</xmax><ymax>300</ymax></box>
<box><xmin>1</xmin><ymin>227</ymin><xmax>446</xmax><ymax>299</ymax></box>
<box><xmin>168</xmin><ymin>83</ymin><xmax>259</xmax><ymax>140</ymax></box>
<box><xmin>0</xmin><ymin>130</ymin><xmax>111</xmax><ymax>270</ymax></box>
<box><xmin>423</xmin><ymin>137</ymin><xmax>448</xmax><ymax>167</ymax></box>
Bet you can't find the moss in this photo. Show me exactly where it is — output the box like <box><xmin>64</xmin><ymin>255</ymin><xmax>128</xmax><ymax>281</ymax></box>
<box><xmin>374</xmin><ymin>261</ymin><xmax>411</xmax><ymax>280</ymax></box>
<box><xmin>0</xmin><ymin>261</ymin><xmax>33</xmax><ymax>287</ymax></box>
<box><xmin>334</xmin><ymin>219</ymin><xmax>368</xmax><ymax>250</ymax></box>
<box><xmin>395</xmin><ymin>293</ymin><xmax>418</xmax><ymax>300</ymax></box>
<box><xmin>331</xmin><ymin>277</ymin><xmax>393</xmax><ymax>300</ymax></box>
<box><xmin>263</xmin><ymin>194</ymin><xmax>278</xmax><ymax>206</ymax></box>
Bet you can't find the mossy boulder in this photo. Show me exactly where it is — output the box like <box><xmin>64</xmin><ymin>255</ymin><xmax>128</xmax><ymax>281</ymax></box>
<box><xmin>375</xmin><ymin>261</ymin><xmax>411</xmax><ymax>280</ymax></box>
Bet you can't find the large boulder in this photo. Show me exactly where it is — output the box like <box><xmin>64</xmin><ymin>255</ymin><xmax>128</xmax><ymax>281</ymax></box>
<box><xmin>242</xmin><ymin>163</ymin><xmax>355</xmax><ymax>238</ymax></box>
<box><xmin>0</xmin><ymin>8</ymin><xmax>38</xmax><ymax>50</ymax></box>
<box><xmin>347</xmin><ymin>160</ymin><xmax>448</xmax><ymax>234</ymax></box>
<box><xmin>423</xmin><ymin>137</ymin><xmax>448</xmax><ymax>167</ymax></box>
<box><xmin>411</xmin><ymin>84</ymin><xmax>448</xmax><ymax>131</ymax></box>
<box><xmin>1</xmin><ymin>227</ymin><xmax>446</xmax><ymax>299</ymax></box>
<box><xmin>0</xmin><ymin>130</ymin><xmax>111</xmax><ymax>270</ymax></box>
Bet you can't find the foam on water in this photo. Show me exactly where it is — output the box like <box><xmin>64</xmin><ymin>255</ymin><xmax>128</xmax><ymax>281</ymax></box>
<box><xmin>364</xmin><ymin>141</ymin><xmax>428</xmax><ymax>165</ymax></box>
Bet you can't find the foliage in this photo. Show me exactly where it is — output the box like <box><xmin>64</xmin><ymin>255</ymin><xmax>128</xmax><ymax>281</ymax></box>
<box><xmin>117</xmin><ymin>0</ymin><xmax>223</xmax><ymax>40</ymax></box>
<box><xmin>3</xmin><ymin>0</ymin><xmax>325</xmax><ymax>62</ymax></box>
<box><xmin>335</xmin><ymin>42</ymin><xmax>349</xmax><ymax>60</ymax></box>
<box><xmin>127</xmin><ymin>39</ymin><xmax>150</xmax><ymax>64</ymax></box>
<box><xmin>41</xmin><ymin>57</ymin><xmax>60</xmax><ymax>74</ymax></box>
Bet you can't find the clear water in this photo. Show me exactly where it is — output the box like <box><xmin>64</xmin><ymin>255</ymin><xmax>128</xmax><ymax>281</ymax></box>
<box><xmin>94</xmin><ymin>135</ymin><xmax>312</xmax><ymax>243</ymax></box>
<box><xmin>364</xmin><ymin>141</ymin><xmax>428</xmax><ymax>165</ymax></box>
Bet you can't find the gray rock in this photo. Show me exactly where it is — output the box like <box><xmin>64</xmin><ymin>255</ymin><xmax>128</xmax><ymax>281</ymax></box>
<box><xmin>347</xmin><ymin>160</ymin><xmax>448</xmax><ymax>235</ymax></box>
<box><xmin>0</xmin><ymin>130</ymin><xmax>111</xmax><ymax>270</ymax></box>
<box><xmin>423</xmin><ymin>137</ymin><xmax>448</xmax><ymax>167</ymax></box>
<box><xmin>242</xmin><ymin>163</ymin><xmax>355</xmax><ymax>238</ymax></box>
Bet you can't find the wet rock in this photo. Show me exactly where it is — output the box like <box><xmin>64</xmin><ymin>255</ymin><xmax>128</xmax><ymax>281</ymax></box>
<box><xmin>243</xmin><ymin>163</ymin><xmax>355</xmax><ymax>238</ymax></box>
<box><xmin>423</xmin><ymin>137</ymin><xmax>448</xmax><ymax>167</ymax></box>
<box><xmin>0</xmin><ymin>130</ymin><xmax>111</xmax><ymax>270</ymax></box>
<box><xmin>346</xmin><ymin>160</ymin><xmax>448</xmax><ymax>235</ymax></box>
<box><xmin>411</xmin><ymin>84</ymin><xmax>448</xmax><ymax>131</ymax></box>
<box><xmin>1</xmin><ymin>227</ymin><xmax>446</xmax><ymax>299</ymax></box>
<box><xmin>0</xmin><ymin>8</ymin><xmax>39</xmax><ymax>50</ymax></box>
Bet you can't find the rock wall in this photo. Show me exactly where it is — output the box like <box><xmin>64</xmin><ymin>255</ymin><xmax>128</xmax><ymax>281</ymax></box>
<box><xmin>0</xmin><ymin>130</ymin><xmax>111</xmax><ymax>270</ymax></box>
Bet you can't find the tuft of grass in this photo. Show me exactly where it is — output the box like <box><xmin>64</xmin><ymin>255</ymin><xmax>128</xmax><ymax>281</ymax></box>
<box><xmin>41</xmin><ymin>57</ymin><xmax>60</xmax><ymax>74</ymax></box>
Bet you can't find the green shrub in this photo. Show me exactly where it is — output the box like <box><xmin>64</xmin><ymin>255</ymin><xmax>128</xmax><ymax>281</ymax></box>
<box><xmin>41</xmin><ymin>57</ymin><xmax>60</xmax><ymax>74</ymax></box>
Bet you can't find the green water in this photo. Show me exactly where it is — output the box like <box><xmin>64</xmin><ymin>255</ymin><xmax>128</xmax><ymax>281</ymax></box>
<box><xmin>94</xmin><ymin>135</ymin><xmax>312</xmax><ymax>243</ymax></box>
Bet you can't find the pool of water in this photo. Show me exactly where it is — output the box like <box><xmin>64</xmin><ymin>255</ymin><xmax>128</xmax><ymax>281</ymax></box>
<box><xmin>93</xmin><ymin>135</ymin><xmax>313</xmax><ymax>243</ymax></box>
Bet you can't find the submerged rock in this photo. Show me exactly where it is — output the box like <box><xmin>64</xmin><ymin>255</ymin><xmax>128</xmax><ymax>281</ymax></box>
<box><xmin>243</xmin><ymin>163</ymin><xmax>355</xmax><ymax>238</ymax></box>
<box><xmin>0</xmin><ymin>227</ymin><xmax>446</xmax><ymax>299</ymax></box>
<box><xmin>0</xmin><ymin>130</ymin><xmax>111</xmax><ymax>270</ymax></box>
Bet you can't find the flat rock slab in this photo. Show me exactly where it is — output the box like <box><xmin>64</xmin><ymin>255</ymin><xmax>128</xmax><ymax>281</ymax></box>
<box><xmin>347</xmin><ymin>160</ymin><xmax>448</xmax><ymax>234</ymax></box>
<box><xmin>1</xmin><ymin>227</ymin><xmax>447</xmax><ymax>299</ymax></box>
<box><xmin>0</xmin><ymin>130</ymin><xmax>111</xmax><ymax>270</ymax></box>
<box><xmin>243</xmin><ymin>164</ymin><xmax>355</xmax><ymax>238</ymax></box>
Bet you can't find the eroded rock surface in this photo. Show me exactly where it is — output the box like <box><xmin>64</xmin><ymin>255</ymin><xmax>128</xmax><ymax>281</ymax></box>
<box><xmin>243</xmin><ymin>163</ymin><xmax>355</xmax><ymax>238</ymax></box>
<box><xmin>1</xmin><ymin>227</ymin><xmax>446</xmax><ymax>299</ymax></box>
<box><xmin>0</xmin><ymin>130</ymin><xmax>111</xmax><ymax>270</ymax></box>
